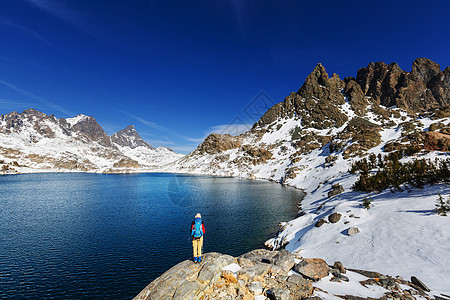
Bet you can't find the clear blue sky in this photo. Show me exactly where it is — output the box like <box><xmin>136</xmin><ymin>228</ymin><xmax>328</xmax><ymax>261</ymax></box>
<box><xmin>0</xmin><ymin>0</ymin><xmax>449</xmax><ymax>153</ymax></box>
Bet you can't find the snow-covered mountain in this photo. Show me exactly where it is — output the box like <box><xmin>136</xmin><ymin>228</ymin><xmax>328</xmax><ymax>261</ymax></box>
<box><xmin>166</xmin><ymin>58</ymin><xmax>450</xmax><ymax>294</ymax></box>
<box><xmin>1</xmin><ymin>58</ymin><xmax>449</xmax><ymax>296</ymax></box>
<box><xmin>0</xmin><ymin>108</ymin><xmax>184</xmax><ymax>173</ymax></box>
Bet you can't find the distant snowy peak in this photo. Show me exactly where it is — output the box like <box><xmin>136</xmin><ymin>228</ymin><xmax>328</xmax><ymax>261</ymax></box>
<box><xmin>0</xmin><ymin>108</ymin><xmax>184</xmax><ymax>173</ymax></box>
<box><xmin>111</xmin><ymin>125</ymin><xmax>154</xmax><ymax>150</ymax></box>
<box><xmin>66</xmin><ymin>114</ymin><xmax>90</xmax><ymax>126</ymax></box>
<box><xmin>70</xmin><ymin>115</ymin><xmax>112</xmax><ymax>147</ymax></box>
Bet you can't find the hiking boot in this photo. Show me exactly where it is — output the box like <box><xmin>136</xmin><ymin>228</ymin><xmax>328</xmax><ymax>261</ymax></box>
<box><xmin>198</xmin><ymin>257</ymin><xmax>202</xmax><ymax>263</ymax></box>
<box><xmin>194</xmin><ymin>257</ymin><xmax>198</xmax><ymax>263</ymax></box>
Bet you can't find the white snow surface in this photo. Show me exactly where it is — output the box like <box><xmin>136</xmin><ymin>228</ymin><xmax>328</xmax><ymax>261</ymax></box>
<box><xmin>312</xmin><ymin>271</ymin><xmax>390</xmax><ymax>299</ymax></box>
<box><xmin>281</xmin><ymin>184</ymin><xmax>450</xmax><ymax>294</ymax></box>
<box><xmin>222</xmin><ymin>263</ymin><xmax>241</xmax><ymax>274</ymax></box>
<box><xmin>66</xmin><ymin>114</ymin><xmax>89</xmax><ymax>125</ymax></box>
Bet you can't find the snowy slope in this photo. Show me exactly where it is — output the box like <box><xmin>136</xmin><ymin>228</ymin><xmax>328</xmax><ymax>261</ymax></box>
<box><xmin>0</xmin><ymin>109</ymin><xmax>184</xmax><ymax>174</ymax></box>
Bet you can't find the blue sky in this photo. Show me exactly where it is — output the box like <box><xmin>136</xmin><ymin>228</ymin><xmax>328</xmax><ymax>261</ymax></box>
<box><xmin>0</xmin><ymin>0</ymin><xmax>449</xmax><ymax>153</ymax></box>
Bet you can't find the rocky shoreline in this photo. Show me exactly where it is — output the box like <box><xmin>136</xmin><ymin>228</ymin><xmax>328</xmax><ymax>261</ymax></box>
<box><xmin>133</xmin><ymin>249</ymin><xmax>441</xmax><ymax>300</ymax></box>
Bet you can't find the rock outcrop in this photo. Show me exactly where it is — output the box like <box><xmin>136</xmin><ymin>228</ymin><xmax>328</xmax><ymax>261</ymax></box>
<box><xmin>134</xmin><ymin>249</ymin><xmax>438</xmax><ymax>299</ymax></box>
<box><xmin>134</xmin><ymin>250</ymin><xmax>313</xmax><ymax>300</ymax></box>
<box><xmin>255</xmin><ymin>58</ymin><xmax>449</xmax><ymax>131</ymax></box>
<box><xmin>348</xmin><ymin>58</ymin><xmax>449</xmax><ymax>112</ymax></box>
<box><xmin>192</xmin><ymin>133</ymin><xmax>241</xmax><ymax>155</ymax></box>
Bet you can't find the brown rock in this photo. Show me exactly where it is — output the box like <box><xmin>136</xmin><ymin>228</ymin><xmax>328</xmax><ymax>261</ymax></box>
<box><xmin>113</xmin><ymin>157</ymin><xmax>140</xmax><ymax>168</ymax></box>
<box><xmin>328</xmin><ymin>184</ymin><xmax>345</xmax><ymax>198</ymax></box>
<box><xmin>333</xmin><ymin>261</ymin><xmax>346</xmax><ymax>274</ymax></box>
<box><xmin>328</xmin><ymin>212</ymin><xmax>342</xmax><ymax>223</ymax></box>
<box><xmin>413</xmin><ymin>131</ymin><xmax>450</xmax><ymax>151</ymax></box>
<box><xmin>271</xmin><ymin>249</ymin><xmax>295</xmax><ymax>272</ymax></box>
<box><xmin>192</xmin><ymin>133</ymin><xmax>241</xmax><ymax>155</ymax></box>
<box><xmin>241</xmin><ymin>145</ymin><xmax>273</xmax><ymax>164</ymax></box>
<box><xmin>315</xmin><ymin>218</ymin><xmax>328</xmax><ymax>227</ymax></box>
<box><xmin>294</xmin><ymin>258</ymin><xmax>330</xmax><ymax>281</ymax></box>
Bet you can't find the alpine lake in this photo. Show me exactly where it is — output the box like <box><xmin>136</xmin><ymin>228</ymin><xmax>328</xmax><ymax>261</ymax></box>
<box><xmin>0</xmin><ymin>173</ymin><xmax>304</xmax><ymax>299</ymax></box>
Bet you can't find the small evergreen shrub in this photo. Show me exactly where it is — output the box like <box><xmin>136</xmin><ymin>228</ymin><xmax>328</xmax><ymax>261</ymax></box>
<box><xmin>361</xmin><ymin>196</ymin><xmax>372</xmax><ymax>209</ymax></box>
<box><xmin>291</xmin><ymin>127</ymin><xmax>302</xmax><ymax>140</ymax></box>
<box><xmin>435</xmin><ymin>194</ymin><xmax>450</xmax><ymax>216</ymax></box>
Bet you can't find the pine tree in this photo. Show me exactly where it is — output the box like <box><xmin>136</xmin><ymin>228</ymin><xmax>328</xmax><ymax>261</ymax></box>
<box><xmin>361</xmin><ymin>196</ymin><xmax>372</xmax><ymax>209</ymax></box>
<box><xmin>435</xmin><ymin>194</ymin><xmax>450</xmax><ymax>216</ymax></box>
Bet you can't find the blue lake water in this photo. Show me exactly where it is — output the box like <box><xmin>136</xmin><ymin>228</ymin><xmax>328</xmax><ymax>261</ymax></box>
<box><xmin>0</xmin><ymin>173</ymin><xmax>304</xmax><ymax>299</ymax></box>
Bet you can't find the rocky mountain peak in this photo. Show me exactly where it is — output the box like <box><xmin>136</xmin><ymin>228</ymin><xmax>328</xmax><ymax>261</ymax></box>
<box><xmin>70</xmin><ymin>115</ymin><xmax>112</xmax><ymax>147</ymax></box>
<box><xmin>254</xmin><ymin>62</ymin><xmax>347</xmax><ymax>130</ymax></box>
<box><xmin>409</xmin><ymin>57</ymin><xmax>441</xmax><ymax>83</ymax></box>
<box><xmin>22</xmin><ymin>108</ymin><xmax>44</xmax><ymax>117</ymax></box>
<box><xmin>350</xmin><ymin>58</ymin><xmax>448</xmax><ymax>111</ymax></box>
<box><xmin>111</xmin><ymin>125</ymin><xmax>154</xmax><ymax>149</ymax></box>
<box><xmin>249</xmin><ymin>58</ymin><xmax>449</xmax><ymax>144</ymax></box>
<box><xmin>301</xmin><ymin>63</ymin><xmax>329</xmax><ymax>88</ymax></box>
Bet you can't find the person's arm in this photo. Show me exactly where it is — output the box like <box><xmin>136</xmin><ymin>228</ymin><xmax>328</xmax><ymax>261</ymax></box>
<box><xmin>190</xmin><ymin>221</ymin><xmax>194</xmax><ymax>235</ymax></box>
<box><xmin>202</xmin><ymin>222</ymin><xmax>205</xmax><ymax>234</ymax></box>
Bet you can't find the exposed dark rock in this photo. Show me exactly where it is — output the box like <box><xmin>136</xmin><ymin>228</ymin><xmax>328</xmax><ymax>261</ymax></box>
<box><xmin>379</xmin><ymin>277</ymin><xmax>397</xmax><ymax>290</ymax></box>
<box><xmin>265</xmin><ymin>287</ymin><xmax>291</xmax><ymax>300</ymax></box>
<box><xmin>330</xmin><ymin>276</ymin><xmax>341</xmax><ymax>282</ymax></box>
<box><xmin>347</xmin><ymin>58</ymin><xmax>449</xmax><ymax>112</ymax></box>
<box><xmin>429</xmin><ymin>122</ymin><xmax>445</xmax><ymax>132</ymax></box>
<box><xmin>347</xmin><ymin>269</ymin><xmax>386</xmax><ymax>279</ymax></box>
<box><xmin>328</xmin><ymin>212</ymin><xmax>342</xmax><ymax>223</ymax></box>
<box><xmin>328</xmin><ymin>184</ymin><xmax>345</xmax><ymax>198</ymax></box>
<box><xmin>333</xmin><ymin>261</ymin><xmax>346</xmax><ymax>274</ymax></box>
<box><xmin>432</xmin><ymin>105</ymin><xmax>450</xmax><ymax>119</ymax></box>
<box><xmin>238</xmin><ymin>249</ymin><xmax>277</xmax><ymax>265</ymax></box>
<box><xmin>294</xmin><ymin>258</ymin><xmax>329</xmax><ymax>281</ymax></box>
<box><xmin>343</xmin><ymin>117</ymin><xmax>382</xmax><ymax>152</ymax></box>
<box><xmin>325</xmin><ymin>154</ymin><xmax>338</xmax><ymax>164</ymax></box>
<box><xmin>271</xmin><ymin>249</ymin><xmax>295</xmax><ymax>271</ymax></box>
<box><xmin>408</xmin><ymin>131</ymin><xmax>450</xmax><ymax>151</ymax></box>
<box><xmin>315</xmin><ymin>218</ymin><xmax>328</xmax><ymax>227</ymax></box>
<box><xmin>410</xmin><ymin>276</ymin><xmax>430</xmax><ymax>292</ymax></box>
<box><xmin>241</xmin><ymin>144</ymin><xmax>273</xmax><ymax>164</ymax></box>
<box><xmin>192</xmin><ymin>133</ymin><xmax>241</xmax><ymax>155</ymax></box>
<box><xmin>70</xmin><ymin>115</ymin><xmax>112</xmax><ymax>147</ymax></box>
<box><xmin>111</xmin><ymin>125</ymin><xmax>154</xmax><ymax>149</ymax></box>
<box><xmin>344</xmin><ymin>79</ymin><xmax>369</xmax><ymax>116</ymax></box>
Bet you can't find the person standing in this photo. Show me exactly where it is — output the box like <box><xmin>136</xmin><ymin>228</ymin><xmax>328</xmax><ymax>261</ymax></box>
<box><xmin>190</xmin><ymin>213</ymin><xmax>205</xmax><ymax>263</ymax></box>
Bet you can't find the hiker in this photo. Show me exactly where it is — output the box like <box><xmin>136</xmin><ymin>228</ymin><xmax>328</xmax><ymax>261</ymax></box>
<box><xmin>190</xmin><ymin>213</ymin><xmax>205</xmax><ymax>263</ymax></box>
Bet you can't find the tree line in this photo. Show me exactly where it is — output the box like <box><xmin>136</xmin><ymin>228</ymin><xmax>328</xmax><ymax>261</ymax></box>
<box><xmin>350</xmin><ymin>153</ymin><xmax>450</xmax><ymax>192</ymax></box>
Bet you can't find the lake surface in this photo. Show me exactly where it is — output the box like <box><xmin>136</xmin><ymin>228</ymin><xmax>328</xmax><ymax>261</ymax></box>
<box><xmin>0</xmin><ymin>173</ymin><xmax>303</xmax><ymax>299</ymax></box>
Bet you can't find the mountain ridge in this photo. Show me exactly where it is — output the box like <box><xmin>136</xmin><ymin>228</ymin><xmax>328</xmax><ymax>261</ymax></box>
<box><xmin>0</xmin><ymin>108</ymin><xmax>183</xmax><ymax>174</ymax></box>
